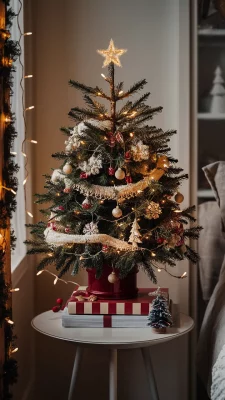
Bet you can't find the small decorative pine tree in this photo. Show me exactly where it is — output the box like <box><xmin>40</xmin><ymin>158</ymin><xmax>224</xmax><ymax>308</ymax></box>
<box><xmin>128</xmin><ymin>218</ymin><xmax>142</xmax><ymax>250</ymax></box>
<box><xmin>26</xmin><ymin>39</ymin><xmax>201</xmax><ymax>284</ymax></box>
<box><xmin>148</xmin><ymin>294</ymin><xmax>172</xmax><ymax>332</ymax></box>
<box><xmin>210</xmin><ymin>66</ymin><xmax>225</xmax><ymax>113</ymax></box>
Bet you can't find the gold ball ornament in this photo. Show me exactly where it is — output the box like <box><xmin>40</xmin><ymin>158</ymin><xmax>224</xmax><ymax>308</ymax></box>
<box><xmin>108</xmin><ymin>271</ymin><xmax>119</xmax><ymax>284</ymax></box>
<box><xmin>63</xmin><ymin>164</ymin><xmax>73</xmax><ymax>174</ymax></box>
<box><xmin>175</xmin><ymin>192</ymin><xmax>184</xmax><ymax>204</ymax></box>
<box><xmin>181</xmin><ymin>244</ymin><xmax>187</xmax><ymax>254</ymax></box>
<box><xmin>0</xmin><ymin>233</ymin><xmax>4</xmax><ymax>246</ymax></box>
<box><xmin>112</xmin><ymin>206</ymin><xmax>123</xmax><ymax>218</ymax></box>
<box><xmin>151</xmin><ymin>153</ymin><xmax>157</xmax><ymax>163</ymax></box>
<box><xmin>115</xmin><ymin>168</ymin><xmax>125</xmax><ymax>180</ymax></box>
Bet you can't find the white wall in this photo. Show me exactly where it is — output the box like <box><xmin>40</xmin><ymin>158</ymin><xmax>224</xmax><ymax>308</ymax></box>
<box><xmin>29</xmin><ymin>1</ymin><xmax>191</xmax><ymax>399</ymax></box>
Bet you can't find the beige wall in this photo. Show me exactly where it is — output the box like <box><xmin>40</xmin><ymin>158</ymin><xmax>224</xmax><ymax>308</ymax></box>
<box><xmin>19</xmin><ymin>1</ymin><xmax>192</xmax><ymax>399</ymax></box>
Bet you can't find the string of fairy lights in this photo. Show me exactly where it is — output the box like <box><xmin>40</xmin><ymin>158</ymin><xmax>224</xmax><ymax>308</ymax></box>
<box><xmin>1</xmin><ymin>1</ymin><xmax>80</xmax><ymax>343</ymax></box>
<box><xmin>14</xmin><ymin>1</ymin><xmax>81</xmax><ymax>288</ymax></box>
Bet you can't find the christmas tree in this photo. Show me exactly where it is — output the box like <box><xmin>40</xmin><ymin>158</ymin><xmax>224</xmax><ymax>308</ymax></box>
<box><xmin>26</xmin><ymin>40</ymin><xmax>201</xmax><ymax>283</ymax></box>
<box><xmin>148</xmin><ymin>294</ymin><xmax>172</xmax><ymax>330</ymax></box>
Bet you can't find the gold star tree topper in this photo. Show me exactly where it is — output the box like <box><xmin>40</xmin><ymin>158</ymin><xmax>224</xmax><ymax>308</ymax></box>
<box><xmin>97</xmin><ymin>39</ymin><xmax>127</xmax><ymax>68</ymax></box>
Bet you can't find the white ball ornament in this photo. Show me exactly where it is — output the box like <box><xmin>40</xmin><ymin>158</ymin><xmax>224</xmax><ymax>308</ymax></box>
<box><xmin>112</xmin><ymin>206</ymin><xmax>123</xmax><ymax>218</ymax></box>
<box><xmin>63</xmin><ymin>164</ymin><xmax>73</xmax><ymax>175</ymax></box>
<box><xmin>108</xmin><ymin>271</ymin><xmax>119</xmax><ymax>284</ymax></box>
<box><xmin>115</xmin><ymin>168</ymin><xmax>125</xmax><ymax>180</ymax></box>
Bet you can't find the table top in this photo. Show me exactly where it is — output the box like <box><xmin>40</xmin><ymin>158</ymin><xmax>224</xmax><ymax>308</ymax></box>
<box><xmin>32</xmin><ymin>311</ymin><xmax>194</xmax><ymax>349</ymax></box>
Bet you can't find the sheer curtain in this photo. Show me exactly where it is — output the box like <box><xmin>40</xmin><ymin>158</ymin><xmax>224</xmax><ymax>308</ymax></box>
<box><xmin>11</xmin><ymin>0</ymin><xmax>26</xmax><ymax>270</ymax></box>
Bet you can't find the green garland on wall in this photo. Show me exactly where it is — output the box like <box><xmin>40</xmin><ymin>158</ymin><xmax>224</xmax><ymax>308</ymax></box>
<box><xmin>0</xmin><ymin>0</ymin><xmax>20</xmax><ymax>398</ymax></box>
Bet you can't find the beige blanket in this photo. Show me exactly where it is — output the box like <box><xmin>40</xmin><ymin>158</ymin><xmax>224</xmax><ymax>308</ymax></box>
<box><xmin>197</xmin><ymin>258</ymin><xmax>225</xmax><ymax>395</ymax></box>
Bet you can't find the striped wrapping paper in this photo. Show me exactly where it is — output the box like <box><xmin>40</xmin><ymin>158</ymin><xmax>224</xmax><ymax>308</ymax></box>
<box><xmin>67</xmin><ymin>288</ymin><xmax>169</xmax><ymax>315</ymax></box>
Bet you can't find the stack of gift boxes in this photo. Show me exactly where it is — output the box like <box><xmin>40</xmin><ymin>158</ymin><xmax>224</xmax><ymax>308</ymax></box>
<box><xmin>62</xmin><ymin>287</ymin><xmax>170</xmax><ymax>328</ymax></box>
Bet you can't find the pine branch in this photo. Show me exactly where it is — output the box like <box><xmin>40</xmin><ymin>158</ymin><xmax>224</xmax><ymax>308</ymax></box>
<box><xmin>83</xmin><ymin>95</ymin><xmax>107</xmax><ymax>114</ymax></box>
<box><xmin>69</xmin><ymin>79</ymin><xmax>97</xmax><ymax>95</ymax></box>
<box><xmin>126</xmin><ymin>79</ymin><xmax>147</xmax><ymax>95</ymax></box>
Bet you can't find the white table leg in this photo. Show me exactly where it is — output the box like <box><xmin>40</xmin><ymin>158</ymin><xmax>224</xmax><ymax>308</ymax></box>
<box><xmin>141</xmin><ymin>347</ymin><xmax>159</xmax><ymax>400</ymax></box>
<box><xmin>68</xmin><ymin>346</ymin><xmax>83</xmax><ymax>400</ymax></box>
<box><xmin>109</xmin><ymin>348</ymin><xmax>117</xmax><ymax>400</ymax></box>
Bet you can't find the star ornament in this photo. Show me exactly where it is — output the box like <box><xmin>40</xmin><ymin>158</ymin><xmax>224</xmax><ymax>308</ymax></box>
<box><xmin>97</xmin><ymin>39</ymin><xmax>127</xmax><ymax>68</ymax></box>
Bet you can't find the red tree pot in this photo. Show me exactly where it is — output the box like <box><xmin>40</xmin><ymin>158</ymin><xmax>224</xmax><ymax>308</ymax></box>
<box><xmin>86</xmin><ymin>265</ymin><xmax>138</xmax><ymax>299</ymax></box>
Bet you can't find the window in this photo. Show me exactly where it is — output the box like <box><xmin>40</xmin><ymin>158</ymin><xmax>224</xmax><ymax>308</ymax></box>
<box><xmin>11</xmin><ymin>0</ymin><xmax>26</xmax><ymax>270</ymax></box>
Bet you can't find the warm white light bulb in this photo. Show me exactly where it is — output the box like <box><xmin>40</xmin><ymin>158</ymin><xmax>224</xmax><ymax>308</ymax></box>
<box><xmin>11</xmin><ymin>347</ymin><xmax>19</xmax><ymax>353</ymax></box>
<box><xmin>25</xmin><ymin>106</ymin><xmax>34</xmax><ymax>111</ymax></box>
<box><xmin>22</xmin><ymin>152</ymin><xmax>27</xmax><ymax>158</ymax></box>
<box><xmin>36</xmin><ymin>271</ymin><xmax>43</xmax><ymax>276</ymax></box>
<box><xmin>10</xmin><ymin>189</ymin><xmax>16</xmax><ymax>195</ymax></box>
<box><xmin>10</xmin><ymin>151</ymin><xmax>17</xmax><ymax>155</ymax></box>
<box><xmin>23</xmin><ymin>177</ymin><xmax>28</xmax><ymax>185</ymax></box>
<box><xmin>24</xmin><ymin>74</ymin><xmax>33</xmax><ymax>78</ymax></box>
<box><xmin>10</xmin><ymin>288</ymin><xmax>20</xmax><ymax>292</ymax></box>
<box><xmin>181</xmin><ymin>272</ymin><xmax>187</xmax><ymax>278</ymax></box>
<box><xmin>6</xmin><ymin>318</ymin><xmax>14</xmax><ymax>325</ymax></box>
<box><xmin>53</xmin><ymin>277</ymin><xmax>58</xmax><ymax>285</ymax></box>
<box><xmin>30</xmin><ymin>139</ymin><xmax>37</xmax><ymax>144</ymax></box>
<box><xmin>101</xmin><ymin>73</ymin><xmax>106</xmax><ymax>79</ymax></box>
<box><xmin>24</xmin><ymin>32</ymin><xmax>32</xmax><ymax>36</ymax></box>
<box><xmin>26</xmin><ymin>211</ymin><xmax>33</xmax><ymax>218</ymax></box>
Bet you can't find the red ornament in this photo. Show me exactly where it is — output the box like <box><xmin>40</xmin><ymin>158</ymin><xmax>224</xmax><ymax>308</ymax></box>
<box><xmin>63</xmin><ymin>187</ymin><xmax>71</xmax><ymax>193</ymax></box>
<box><xmin>108</xmin><ymin>167</ymin><xmax>115</xmax><ymax>176</ymax></box>
<box><xmin>115</xmin><ymin>132</ymin><xmax>124</xmax><ymax>143</ymax></box>
<box><xmin>65</xmin><ymin>227</ymin><xmax>71</xmax><ymax>233</ymax></box>
<box><xmin>107</xmin><ymin>131</ymin><xmax>113</xmax><ymax>137</ymax></box>
<box><xmin>109</xmin><ymin>138</ymin><xmax>116</xmax><ymax>148</ymax></box>
<box><xmin>125</xmin><ymin>151</ymin><xmax>131</xmax><ymax>161</ymax></box>
<box><xmin>177</xmin><ymin>237</ymin><xmax>184</xmax><ymax>246</ymax></box>
<box><xmin>50</xmin><ymin>222</ymin><xmax>57</xmax><ymax>231</ymax></box>
<box><xmin>157</xmin><ymin>237</ymin><xmax>164</xmax><ymax>244</ymax></box>
<box><xmin>82</xmin><ymin>198</ymin><xmax>92</xmax><ymax>209</ymax></box>
<box><xmin>125</xmin><ymin>175</ymin><xmax>132</xmax><ymax>183</ymax></box>
<box><xmin>80</xmin><ymin>172</ymin><xmax>88</xmax><ymax>179</ymax></box>
<box><xmin>58</xmin><ymin>206</ymin><xmax>65</xmax><ymax>211</ymax></box>
<box><xmin>52</xmin><ymin>305</ymin><xmax>60</xmax><ymax>313</ymax></box>
<box><xmin>102</xmin><ymin>245</ymin><xmax>109</xmax><ymax>253</ymax></box>
<box><xmin>56</xmin><ymin>298</ymin><xmax>63</xmax><ymax>305</ymax></box>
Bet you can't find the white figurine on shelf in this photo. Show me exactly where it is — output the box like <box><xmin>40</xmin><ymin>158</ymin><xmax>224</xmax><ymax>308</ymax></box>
<box><xmin>210</xmin><ymin>66</ymin><xmax>225</xmax><ymax>114</ymax></box>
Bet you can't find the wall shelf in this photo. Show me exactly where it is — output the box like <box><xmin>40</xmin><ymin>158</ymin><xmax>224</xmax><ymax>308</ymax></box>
<box><xmin>198</xmin><ymin>29</ymin><xmax>225</xmax><ymax>37</ymax></box>
<box><xmin>197</xmin><ymin>189</ymin><xmax>214</xmax><ymax>198</ymax></box>
<box><xmin>198</xmin><ymin>113</ymin><xmax>225</xmax><ymax>120</ymax></box>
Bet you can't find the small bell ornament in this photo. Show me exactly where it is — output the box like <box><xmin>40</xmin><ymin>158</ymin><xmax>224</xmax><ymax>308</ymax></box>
<box><xmin>80</xmin><ymin>172</ymin><xmax>88</xmax><ymax>179</ymax></box>
<box><xmin>63</xmin><ymin>163</ymin><xmax>73</xmax><ymax>175</ymax></box>
<box><xmin>109</xmin><ymin>137</ymin><xmax>116</xmax><ymax>148</ymax></box>
<box><xmin>115</xmin><ymin>131</ymin><xmax>124</xmax><ymax>144</ymax></box>
<box><xmin>115</xmin><ymin>168</ymin><xmax>125</xmax><ymax>180</ymax></box>
<box><xmin>112</xmin><ymin>206</ymin><xmax>122</xmax><ymax>218</ymax></box>
<box><xmin>63</xmin><ymin>187</ymin><xmax>71</xmax><ymax>193</ymax></box>
<box><xmin>102</xmin><ymin>244</ymin><xmax>109</xmax><ymax>253</ymax></box>
<box><xmin>125</xmin><ymin>151</ymin><xmax>131</xmax><ymax>162</ymax></box>
<box><xmin>82</xmin><ymin>197</ymin><xmax>92</xmax><ymax>210</ymax></box>
<box><xmin>108</xmin><ymin>271</ymin><xmax>119</xmax><ymax>284</ymax></box>
<box><xmin>108</xmin><ymin>166</ymin><xmax>115</xmax><ymax>176</ymax></box>
<box><xmin>175</xmin><ymin>192</ymin><xmax>184</xmax><ymax>204</ymax></box>
<box><xmin>125</xmin><ymin>174</ymin><xmax>132</xmax><ymax>183</ymax></box>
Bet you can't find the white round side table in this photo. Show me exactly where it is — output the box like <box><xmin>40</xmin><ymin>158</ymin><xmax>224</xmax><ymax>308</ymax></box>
<box><xmin>32</xmin><ymin>311</ymin><xmax>194</xmax><ymax>400</ymax></box>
